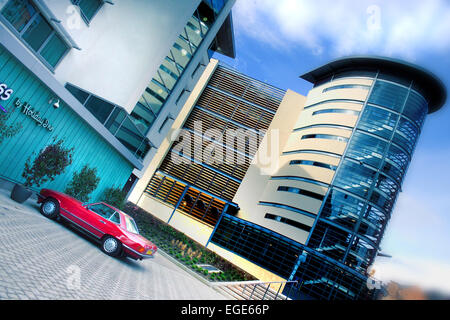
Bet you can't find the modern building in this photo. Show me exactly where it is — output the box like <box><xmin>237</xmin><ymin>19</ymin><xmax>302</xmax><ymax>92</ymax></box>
<box><xmin>131</xmin><ymin>57</ymin><xmax>446</xmax><ymax>300</ymax></box>
<box><xmin>0</xmin><ymin>0</ymin><xmax>235</xmax><ymax>199</ymax></box>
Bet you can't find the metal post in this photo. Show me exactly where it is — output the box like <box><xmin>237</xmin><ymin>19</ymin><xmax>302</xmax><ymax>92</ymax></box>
<box><xmin>167</xmin><ymin>185</ymin><xmax>189</xmax><ymax>223</ymax></box>
<box><xmin>262</xmin><ymin>283</ymin><xmax>271</xmax><ymax>300</ymax></box>
<box><xmin>250</xmin><ymin>284</ymin><xmax>258</xmax><ymax>300</ymax></box>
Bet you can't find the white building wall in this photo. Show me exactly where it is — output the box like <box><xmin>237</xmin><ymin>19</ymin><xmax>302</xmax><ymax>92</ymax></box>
<box><xmin>43</xmin><ymin>0</ymin><xmax>201</xmax><ymax>113</ymax></box>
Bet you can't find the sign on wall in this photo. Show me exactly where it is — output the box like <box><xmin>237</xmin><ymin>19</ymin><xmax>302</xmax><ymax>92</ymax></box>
<box><xmin>0</xmin><ymin>82</ymin><xmax>13</xmax><ymax>112</ymax></box>
<box><xmin>1</xmin><ymin>81</ymin><xmax>55</xmax><ymax>131</ymax></box>
<box><xmin>14</xmin><ymin>98</ymin><xmax>54</xmax><ymax>132</ymax></box>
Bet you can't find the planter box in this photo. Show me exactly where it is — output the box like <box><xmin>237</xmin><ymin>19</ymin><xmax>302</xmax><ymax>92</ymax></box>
<box><xmin>10</xmin><ymin>184</ymin><xmax>32</xmax><ymax>203</ymax></box>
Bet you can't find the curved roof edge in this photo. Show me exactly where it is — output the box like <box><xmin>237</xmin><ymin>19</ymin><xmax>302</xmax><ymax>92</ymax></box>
<box><xmin>300</xmin><ymin>56</ymin><xmax>447</xmax><ymax>113</ymax></box>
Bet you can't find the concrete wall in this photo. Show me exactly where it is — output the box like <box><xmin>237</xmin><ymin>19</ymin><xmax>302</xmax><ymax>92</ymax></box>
<box><xmin>44</xmin><ymin>0</ymin><xmax>201</xmax><ymax>113</ymax></box>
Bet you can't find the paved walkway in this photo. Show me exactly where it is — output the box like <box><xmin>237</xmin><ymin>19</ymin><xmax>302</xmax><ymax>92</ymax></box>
<box><xmin>0</xmin><ymin>188</ymin><xmax>227</xmax><ymax>300</ymax></box>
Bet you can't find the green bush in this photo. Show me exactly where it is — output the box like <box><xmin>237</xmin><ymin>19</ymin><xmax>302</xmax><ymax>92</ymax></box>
<box><xmin>22</xmin><ymin>138</ymin><xmax>74</xmax><ymax>188</ymax></box>
<box><xmin>101</xmin><ymin>187</ymin><xmax>127</xmax><ymax>209</ymax></box>
<box><xmin>64</xmin><ymin>165</ymin><xmax>100</xmax><ymax>202</ymax></box>
<box><xmin>0</xmin><ymin>111</ymin><xmax>22</xmax><ymax>145</ymax></box>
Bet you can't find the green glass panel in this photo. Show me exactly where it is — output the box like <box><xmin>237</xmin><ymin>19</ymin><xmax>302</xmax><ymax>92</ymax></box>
<box><xmin>84</xmin><ymin>95</ymin><xmax>115</xmax><ymax>124</ymax></box>
<box><xmin>172</xmin><ymin>37</ymin><xmax>192</xmax><ymax>68</ymax></box>
<box><xmin>143</xmin><ymin>88</ymin><xmax>164</xmax><ymax>115</ymax></box>
<box><xmin>1</xmin><ymin>0</ymin><xmax>37</xmax><ymax>32</ymax></box>
<box><xmin>79</xmin><ymin>0</ymin><xmax>102</xmax><ymax>21</ymax></box>
<box><xmin>186</xmin><ymin>17</ymin><xmax>203</xmax><ymax>46</ymax></box>
<box><xmin>40</xmin><ymin>34</ymin><xmax>69</xmax><ymax>67</ymax></box>
<box><xmin>157</xmin><ymin>68</ymin><xmax>176</xmax><ymax>91</ymax></box>
<box><xmin>22</xmin><ymin>14</ymin><xmax>52</xmax><ymax>51</ymax></box>
<box><xmin>162</xmin><ymin>57</ymin><xmax>180</xmax><ymax>77</ymax></box>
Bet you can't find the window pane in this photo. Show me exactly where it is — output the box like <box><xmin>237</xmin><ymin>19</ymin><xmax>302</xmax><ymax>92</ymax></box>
<box><xmin>22</xmin><ymin>14</ymin><xmax>52</xmax><ymax>51</ymax></box>
<box><xmin>109</xmin><ymin>212</ymin><xmax>121</xmax><ymax>224</ymax></box>
<box><xmin>40</xmin><ymin>33</ymin><xmax>68</xmax><ymax>67</ymax></box>
<box><xmin>89</xmin><ymin>203</ymin><xmax>115</xmax><ymax>219</ymax></box>
<box><xmin>79</xmin><ymin>0</ymin><xmax>102</xmax><ymax>21</ymax></box>
<box><xmin>1</xmin><ymin>0</ymin><xmax>37</xmax><ymax>32</ymax></box>
<box><xmin>84</xmin><ymin>95</ymin><xmax>115</xmax><ymax>124</ymax></box>
<box><xmin>368</xmin><ymin>81</ymin><xmax>408</xmax><ymax>112</ymax></box>
<box><xmin>65</xmin><ymin>83</ymin><xmax>90</xmax><ymax>104</ymax></box>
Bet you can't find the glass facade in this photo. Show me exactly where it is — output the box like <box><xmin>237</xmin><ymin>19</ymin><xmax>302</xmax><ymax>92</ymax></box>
<box><xmin>1</xmin><ymin>0</ymin><xmax>70</xmax><ymax>69</ymax></box>
<box><xmin>308</xmin><ymin>77</ymin><xmax>428</xmax><ymax>280</ymax></box>
<box><xmin>129</xmin><ymin>1</ymin><xmax>228</xmax><ymax>134</ymax></box>
<box><xmin>210</xmin><ymin>214</ymin><xmax>375</xmax><ymax>300</ymax></box>
<box><xmin>65</xmin><ymin>83</ymin><xmax>150</xmax><ymax>159</ymax></box>
<box><xmin>208</xmin><ymin>67</ymin><xmax>434</xmax><ymax>300</ymax></box>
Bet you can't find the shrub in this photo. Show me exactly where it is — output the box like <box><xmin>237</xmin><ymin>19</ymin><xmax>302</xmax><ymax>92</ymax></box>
<box><xmin>101</xmin><ymin>187</ymin><xmax>127</xmax><ymax>209</ymax></box>
<box><xmin>64</xmin><ymin>165</ymin><xmax>100</xmax><ymax>202</ymax></box>
<box><xmin>22</xmin><ymin>138</ymin><xmax>74</xmax><ymax>187</ymax></box>
<box><xmin>0</xmin><ymin>111</ymin><xmax>22</xmax><ymax>145</ymax></box>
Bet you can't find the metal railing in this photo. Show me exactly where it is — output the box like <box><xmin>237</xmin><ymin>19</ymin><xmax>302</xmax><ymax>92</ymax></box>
<box><xmin>211</xmin><ymin>280</ymin><xmax>298</xmax><ymax>300</ymax></box>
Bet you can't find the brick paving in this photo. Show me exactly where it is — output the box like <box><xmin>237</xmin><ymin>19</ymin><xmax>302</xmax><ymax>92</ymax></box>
<box><xmin>0</xmin><ymin>188</ymin><xmax>227</xmax><ymax>300</ymax></box>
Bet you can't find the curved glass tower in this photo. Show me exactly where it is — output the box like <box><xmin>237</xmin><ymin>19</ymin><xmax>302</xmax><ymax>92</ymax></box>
<box><xmin>284</xmin><ymin>56</ymin><xmax>446</xmax><ymax>299</ymax></box>
<box><xmin>215</xmin><ymin>56</ymin><xmax>447</xmax><ymax>300</ymax></box>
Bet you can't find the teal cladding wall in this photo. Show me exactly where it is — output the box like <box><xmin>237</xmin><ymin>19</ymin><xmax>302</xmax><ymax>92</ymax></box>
<box><xmin>0</xmin><ymin>45</ymin><xmax>134</xmax><ymax>201</ymax></box>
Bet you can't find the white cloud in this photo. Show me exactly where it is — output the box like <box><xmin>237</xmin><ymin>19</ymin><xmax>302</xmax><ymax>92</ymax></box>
<box><xmin>233</xmin><ymin>0</ymin><xmax>450</xmax><ymax>60</ymax></box>
<box><xmin>373</xmin><ymin>255</ymin><xmax>450</xmax><ymax>294</ymax></box>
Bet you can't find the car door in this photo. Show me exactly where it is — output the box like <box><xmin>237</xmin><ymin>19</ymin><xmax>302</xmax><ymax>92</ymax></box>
<box><xmin>60</xmin><ymin>201</ymin><xmax>105</xmax><ymax>239</ymax></box>
<box><xmin>84</xmin><ymin>203</ymin><xmax>120</xmax><ymax>238</ymax></box>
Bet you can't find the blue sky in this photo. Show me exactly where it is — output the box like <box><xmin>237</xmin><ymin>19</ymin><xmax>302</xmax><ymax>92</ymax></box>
<box><xmin>214</xmin><ymin>0</ymin><xmax>450</xmax><ymax>293</ymax></box>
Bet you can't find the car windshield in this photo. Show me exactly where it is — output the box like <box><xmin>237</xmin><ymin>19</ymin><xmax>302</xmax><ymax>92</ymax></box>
<box><xmin>124</xmin><ymin>215</ymin><xmax>139</xmax><ymax>234</ymax></box>
<box><xmin>88</xmin><ymin>203</ymin><xmax>116</xmax><ymax>220</ymax></box>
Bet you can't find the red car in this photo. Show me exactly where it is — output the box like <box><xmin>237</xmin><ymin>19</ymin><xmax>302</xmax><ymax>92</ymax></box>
<box><xmin>37</xmin><ymin>189</ymin><xmax>157</xmax><ymax>260</ymax></box>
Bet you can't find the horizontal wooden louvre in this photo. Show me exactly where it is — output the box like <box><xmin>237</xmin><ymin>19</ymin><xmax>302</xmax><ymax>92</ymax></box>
<box><xmin>145</xmin><ymin>65</ymin><xmax>286</xmax><ymax>207</ymax></box>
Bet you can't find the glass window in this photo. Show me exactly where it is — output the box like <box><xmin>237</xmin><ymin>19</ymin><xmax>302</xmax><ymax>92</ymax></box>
<box><xmin>265</xmin><ymin>213</ymin><xmax>312</xmax><ymax>232</ymax></box>
<box><xmin>301</xmin><ymin>133</ymin><xmax>348</xmax><ymax>143</ymax></box>
<box><xmin>277</xmin><ymin>186</ymin><xmax>324</xmax><ymax>201</ymax></box>
<box><xmin>333</xmin><ymin>160</ymin><xmax>377</xmax><ymax>198</ymax></box>
<box><xmin>289</xmin><ymin>159</ymin><xmax>337</xmax><ymax>171</ymax></box>
<box><xmin>40</xmin><ymin>33</ymin><xmax>68</xmax><ymax>67</ymax></box>
<box><xmin>22</xmin><ymin>14</ymin><xmax>52</xmax><ymax>51</ymax></box>
<box><xmin>73</xmin><ymin>0</ymin><xmax>103</xmax><ymax>23</ymax></box>
<box><xmin>323</xmin><ymin>84</ymin><xmax>370</xmax><ymax>93</ymax></box>
<box><xmin>84</xmin><ymin>95</ymin><xmax>115</xmax><ymax>124</ymax></box>
<box><xmin>124</xmin><ymin>215</ymin><xmax>139</xmax><ymax>234</ymax></box>
<box><xmin>358</xmin><ymin>105</ymin><xmax>398</xmax><ymax>139</ymax></box>
<box><xmin>88</xmin><ymin>203</ymin><xmax>116</xmax><ymax>219</ymax></box>
<box><xmin>1</xmin><ymin>0</ymin><xmax>70</xmax><ymax>69</ymax></box>
<box><xmin>368</xmin><ymin>80</ymin><xmax>408</xmax><ymax>112</ymax></box>
<box><xmin>346</xmin><ymin>131</ymin><xmax>388</xmax><ymax>168</ymax></box>
<box><xmin>1</xmin><ymin>0</ymin><xmax>37</xmax><ymax>32</ymax></box>
<box><xmin>65</xmin><ymin>83</ymin><xmax>90</xmax><ymax>104</ymax></box>
<box><xmin>312</xmin><ymin>109</ymin><xmax>360</xmax><ymax>116</ymax></box>
<box><xmin>109</xmin><ymin>211</ymin><xmax>121</xmax><ymax>224</ymax></box>
<box><xmin>403</xmin><ymin>90</ymin><xmax>428</xmax><ymax>128</ymax></box>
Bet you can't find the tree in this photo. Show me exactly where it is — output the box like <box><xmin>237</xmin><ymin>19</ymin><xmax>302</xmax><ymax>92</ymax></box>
<box><xmin>65</xmin><ymin>165</ymin><xmax>100</xmax><ymax>202</ymax></box>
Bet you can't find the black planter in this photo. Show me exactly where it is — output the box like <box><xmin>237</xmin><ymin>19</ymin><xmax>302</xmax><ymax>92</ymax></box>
<box><xmin>10</xmin><ymin>184</ymin><xmax>32</xmax><ymax>203</ymax></box>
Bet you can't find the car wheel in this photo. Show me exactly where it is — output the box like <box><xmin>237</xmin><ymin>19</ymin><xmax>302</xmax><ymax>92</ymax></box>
<box><xmin>40</xmin><ymin>198</ymin><xmax>59</xmax><ymax>220</ymax></box>
<box><xmin>101</xmin><ymin>236</ymin><xmax>122</xmax><ymax>257</ymax></box>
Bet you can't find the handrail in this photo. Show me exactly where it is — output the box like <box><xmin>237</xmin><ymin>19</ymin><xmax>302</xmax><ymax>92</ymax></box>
<box><xmin>211</xmin><ymin>280</ymin><xmax>298</xmax><ymax>286</ymax></box>
<box><xmin>212</xmin><ymin>280</ymin><xmax>299</xmax><ymax>300</ymax></box>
